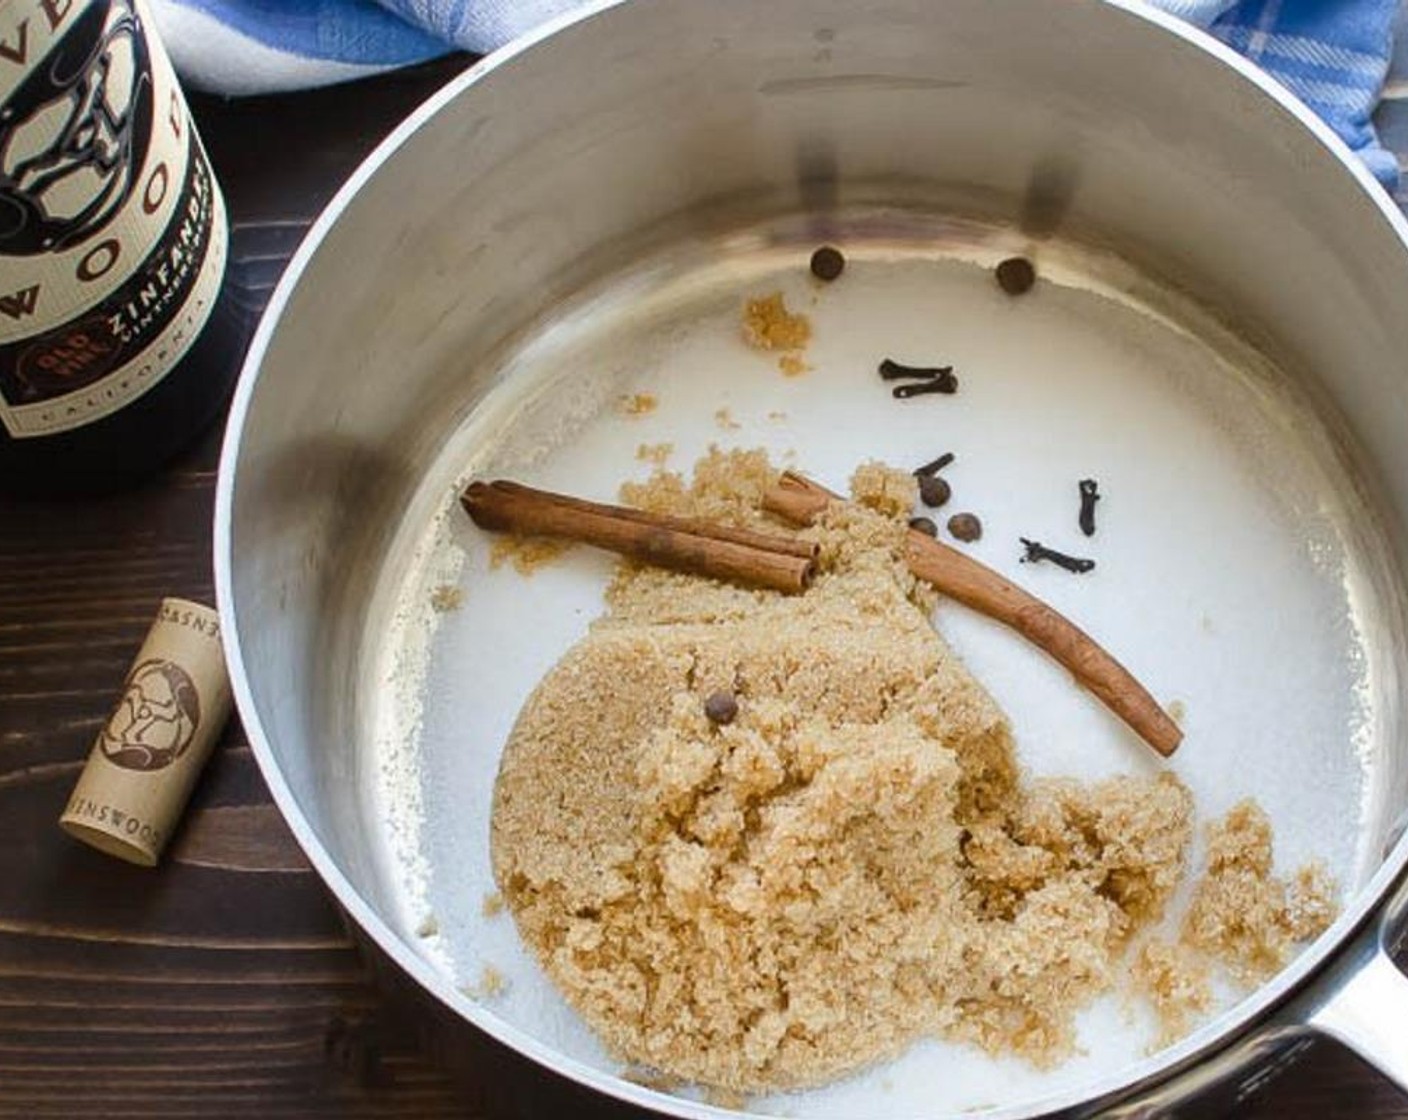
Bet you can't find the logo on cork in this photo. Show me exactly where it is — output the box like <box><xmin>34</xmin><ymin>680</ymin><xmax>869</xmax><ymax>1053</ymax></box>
<box><xmin>100</xmin><ymin>657</ymin><xmax>200</xmax><ymax>771</ymax></box>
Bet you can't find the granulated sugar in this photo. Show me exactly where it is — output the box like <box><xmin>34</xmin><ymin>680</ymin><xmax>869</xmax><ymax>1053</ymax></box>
<box><xmin>365</xmin><ymin>237</ymin><xmax>1384</xmax><ymax>1114</ymax></box>
<box><xmin>490</xmin><ymin>449</ymin><xmax>1195</xmax><ymax>1093</ymax></box>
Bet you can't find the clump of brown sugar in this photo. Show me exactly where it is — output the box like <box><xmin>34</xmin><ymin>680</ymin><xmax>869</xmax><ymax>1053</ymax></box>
<box><xmin>1131</xmin><ymin>940</ymin><xmax>1212</xmax><ymax>1048</ymax></box>
<box><xmin>1133</xmin><ymin>800</ymin><xmax>1338</xmax><ymax>1047</ymax></box>
<box><xmin>851</xmin><ymin>459</ymin><xmax>920</xmax><ymax>519</ymax></box>
<box><xmin>636</xmin><ymin>442</ymin><xmax>673</xmax><ymax>465</ymax></box>
<box><xmin>489</xmin><ymin>536</ymin><xmax>571</xmax><ymax>576</ymax></box>
<box><xmin>491</xmin><ymin>448</ymin><xmax>1196</xmax><ymax>1094</ymax></box>
<box><xmin>429</xmin><ymin>584</ymin><xmax>464</xmax><ymax>612</ymax></box>
<box><xmin>618</xmin><ymin>392</ymin><xmax>658</xmax><ymax>416</ymax></box>
<box><xmin>1183</xmin><ymin>800</ymin><xmax>1337</xmax><ymax>983</ymax></box>
<box><xmin>742</xmin><ymin>292</ymin><xmax>811</xmax><ymax>375</ymax></box>
<box><xmin>622</xmin><ymin>1068</ymin><xmax>681</xmax><ymax>1094</ymax></box>
<box><xmin>462</xmin><ymin>965</ymin><xmax>508</xmax><ymax>1000</ymax></box>
<box><xmin>778</xmin><ymin>353</ymin><xmax>810</xmax><ymax>377</ymax></box>
<box><xmin>742</xmin><ymin>293</ymin><xmax>811</xmax><ymax>352</ymax></box>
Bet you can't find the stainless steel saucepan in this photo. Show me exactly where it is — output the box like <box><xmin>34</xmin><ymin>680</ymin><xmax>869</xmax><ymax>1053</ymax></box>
<box><xmin>216</xmin><ymin>1</ymin><xmax>1408</xmax><ymax>1115</ymax></box>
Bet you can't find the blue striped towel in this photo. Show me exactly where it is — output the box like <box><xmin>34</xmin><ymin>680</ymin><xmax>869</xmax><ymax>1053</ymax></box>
<box><xmin>149</xmin><ymin>0</ymin><xmax>1398</xmax><ymax>189</ymax></box>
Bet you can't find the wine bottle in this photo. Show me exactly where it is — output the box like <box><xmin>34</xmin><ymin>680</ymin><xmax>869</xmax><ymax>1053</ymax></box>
<box><xmin>0</xmin><ymin>0</ymin><xmax>248</xmax><ymax>496</ymax></box>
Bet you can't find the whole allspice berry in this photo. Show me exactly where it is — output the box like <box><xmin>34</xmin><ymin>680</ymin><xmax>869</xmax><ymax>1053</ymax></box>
<box><xmin>917</xmin><ymin>474</ymin><xmax>951</xmax><ymax>509</ymax></box>
<box><xmin>995</xmin><ymin>256</ymin><xmax>1037</xmax><ymax>296</ymax></box>
<box><xmin>809</xmin><ymin>245</ymin><xmax>846</xmax><ymax>282</ymax></box>
<box><xmin>947</xmin><ymin>512</ymin><xmax>983</xmax><ymax>543</ymax></box>
<box><xmin>704</xmin><ymin>690</ymin><xmax>739</xmax><ymax>726</ymax></box>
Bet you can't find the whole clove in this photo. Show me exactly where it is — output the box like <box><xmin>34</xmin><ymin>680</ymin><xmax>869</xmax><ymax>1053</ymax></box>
<box><xmin>893</xmin><ymin>376</ymin><xmax>958</xmax><ymax>399</ymax></box>
<box><xmin>908</xmin><ymin>516</ymin><xmax>939</xmax><ymax>538</ymax></box>
<box><xmin>1078</xmin><ymin>479</ymin><xmax>1100</xmax><ymax>537</ymax></box>
<box><xmin>1019</xmin><ymin>538</ymin><xmax>1095</xmax><ymax>574</ymax></box>
<box><xmin>879</xmin><ymin>358</ymin><xmax>954</xmax><ymax>382</ymax></box>
<box><xmin>810</xmin><ymin>245</ymin><xmax>846</xmax><ymax>281</ymax></box>
<box><xmin>913</xmin><ymin>452</ymin><xmax>955</xmax><ymax>477</ymax></box>
<box><xmin>917</xmin><ymin>474</ymin><xmax>951</xmax><ymax>508</ymax></box>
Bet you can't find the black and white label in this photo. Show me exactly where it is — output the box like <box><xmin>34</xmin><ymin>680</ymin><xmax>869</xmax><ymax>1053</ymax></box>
<box><xmin>0</xmin><ymin>0</ymin><xmax>226</xmax><ymax>438</ymax></box>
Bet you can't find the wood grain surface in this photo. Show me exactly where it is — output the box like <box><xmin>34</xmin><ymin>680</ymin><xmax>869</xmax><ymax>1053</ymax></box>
<box><xmin>1</xmin><ymin>47</ymin><xmax>1406</xmax><ymax>1120</ymax></box>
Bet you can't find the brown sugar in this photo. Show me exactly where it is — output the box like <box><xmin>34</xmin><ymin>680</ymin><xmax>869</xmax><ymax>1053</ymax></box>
<box><xmin>1182</xmin><ymin>800</ymin><xmax>1337</xmax><ymax>985</ymax></box>
<box><xmin>742</xmin><ymin>292</ymin><xmax>811</xmax><ymax>353</ymax></box>
<box><xmin>622</xmin><ymin>1068</ymin><xmax>681</xmax><ymax>1094</ymax></box>
<box><xmin>490</xmin><ymin>448</ymin><xmax>1197</xmax><ymax>1093</ymax></box>
<box><xmin>1131</xmin><ymin>940</ymin><xmax>1213</xmax><ymax>1049</ymax></box>
<box><xmin>851</xmin><ymin>459</ymin><xmax>922</xmax><ymax>519</ymax></box>
<box><xmin>462</xmin><ymin>964</ymin><xmax>508</xmax><ymax>1000</ymax></box>
<box><xmin>636</xmin><ymin>442</ymin><xmax>674</xmax><ymax>465</ymax></box>
<box><xmin>429</xmin><ymin>584</ymin><xmax>464</xmax><ymax>612</ymax></box>
<box><xmin>619</xmin><ymin>392</ymin><xmax>659</xmax><ymax>417</ymax></box>
<box><xmin>478</xmin><ymin>965</ymin><xmax>507</xmax><ymax>998</ymax></box>
<box><xmin>1133</xmin><ymin>800</ymin><xmax>1339</xmax><ymax>1047</ymax></box>
<box><xmin>1286</xmin><ymin>863</ymin><xmax>1339</xmax><ymax>940</ymax></box>
<box><xmin>778</xmin><ymin>353</ymin><xmax>810</xmax><ymax>377</ymax></box>
<box><xmin>489</xmin><ymin>536</ymin><xmax>571</xmax><ymax>576</ymax></box>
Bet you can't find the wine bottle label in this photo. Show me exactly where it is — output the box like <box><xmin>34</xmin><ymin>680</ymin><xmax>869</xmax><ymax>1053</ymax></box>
<box><xmin>0</xmin><ymin>0</ymin><xmax>227</xmax><ymax>438</ymax></box>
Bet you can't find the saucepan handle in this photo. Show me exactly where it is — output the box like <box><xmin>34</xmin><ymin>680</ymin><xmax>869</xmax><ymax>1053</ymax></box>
<box><xmin>1299</xmin><ymin>866</ymin><xmax>1408</xmax><ymax>1094</ymax></box>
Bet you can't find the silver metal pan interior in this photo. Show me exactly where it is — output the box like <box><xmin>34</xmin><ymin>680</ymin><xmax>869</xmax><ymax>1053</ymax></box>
<box><xmin>216</xmin><ymin>1</ymin><xmax>1408</xmax><ymax>1116</ymax></box>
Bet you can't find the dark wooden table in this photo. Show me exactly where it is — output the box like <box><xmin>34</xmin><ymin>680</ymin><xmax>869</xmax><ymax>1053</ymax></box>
<box><xmin>1</xmin><ymin>52</ymin><xmax>1405</xmax><ymax>1120</ymax></box>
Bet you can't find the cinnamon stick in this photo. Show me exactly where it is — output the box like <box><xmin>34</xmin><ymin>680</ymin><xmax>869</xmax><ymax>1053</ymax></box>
<box><xmin>487</xmin><ymin>480</ymin><xmax>819</xmax><ymax>560</ymax></box>
<box><xmin>462</xmin><ymin>480</ymin><xmax>816</xmax><ymax>593</ymax></box>
<box><xmin>764</xmin><ymin>471</ymin><xmax>1182</xmax><ymax>757</ymax></box>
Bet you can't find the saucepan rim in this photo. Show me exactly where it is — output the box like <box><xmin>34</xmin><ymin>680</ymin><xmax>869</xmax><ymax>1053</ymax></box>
<box><xmin>214</xmin><ymin>0</ymin><xmax>1408</xmax><ymax>1115</ymax></box>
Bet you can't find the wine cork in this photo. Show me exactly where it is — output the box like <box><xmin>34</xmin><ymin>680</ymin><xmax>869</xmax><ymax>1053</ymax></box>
<box><xmin>59</xmin><ymin>599</ymin><xmax>232</xmax><ymax>867</ymax></box>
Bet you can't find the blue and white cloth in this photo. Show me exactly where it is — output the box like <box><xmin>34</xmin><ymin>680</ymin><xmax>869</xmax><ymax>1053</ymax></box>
<box><xmin>150</xmin><ymin>0</ymin><xmax>1399</xmax><ymax>189</ymax></box>
<box><xmin>1159</xmin><ymin>0</ymin><xmax>1398</xmax><ymax>184</ymax></box>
